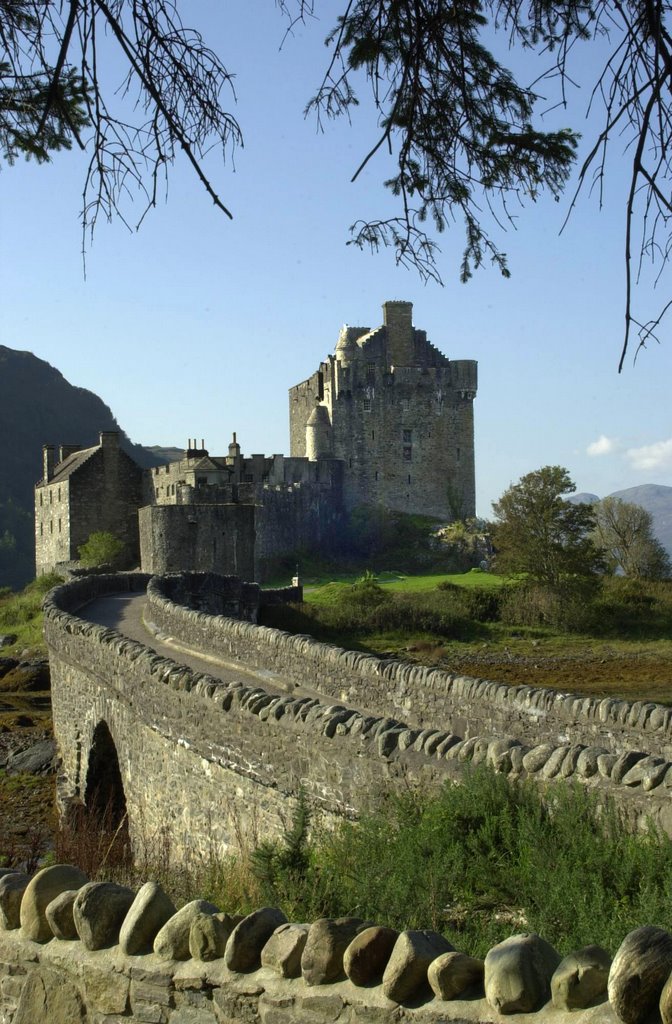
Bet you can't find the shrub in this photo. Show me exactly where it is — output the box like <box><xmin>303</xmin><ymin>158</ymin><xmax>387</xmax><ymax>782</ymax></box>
<box><xmin>78</xmin><ymin>532</ymin><xmax>126</xmax><ymax>568</ymax></box>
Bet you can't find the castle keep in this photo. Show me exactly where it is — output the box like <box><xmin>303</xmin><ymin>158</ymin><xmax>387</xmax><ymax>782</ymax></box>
<box><xmin>35</xmin><ymin>302</ymin><xmax>477</xmax><ymax>578</ymax></box>
<box><xmin>290</xmin><ymin>300</ymin><xmax>477</xmax><ymax>519</ymax></box>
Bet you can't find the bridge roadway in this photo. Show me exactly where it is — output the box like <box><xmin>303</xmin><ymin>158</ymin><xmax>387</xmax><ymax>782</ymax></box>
<box><xmin>79</xmin><ymin>590</ymin><xmax>327</xmax><ymax>703</ymax></box>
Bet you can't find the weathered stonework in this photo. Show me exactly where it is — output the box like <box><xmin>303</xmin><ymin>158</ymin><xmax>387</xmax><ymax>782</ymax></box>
<box><xmin>289</xmin><ymin>300</ymin><xmax>477</xmax><ymax>518</ymax></box>
<box><xmin>36</xmin><ymin>301</ymin><xmax>475</xmax><ymax>579</ymax></box>
<box><xmin>43</xmin><ymin>573</ymin><xmax>672</xmax><ymax>868</ymax></box>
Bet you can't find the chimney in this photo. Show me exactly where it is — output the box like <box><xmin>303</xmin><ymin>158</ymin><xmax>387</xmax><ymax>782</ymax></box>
<box><xmin>229</xmin><ymin>432</ymin><xmax>241</xmax><ymax>459</ymax></box>
<box><xmin>99</xmin><ymin>431</ymin><xmax>119</xmax><ymax>448</ymax></box>
<box><xmin>383</xmin><ymin>300</ymin><xmax>414</xmax><ymax>366</ymax></box>
<box><xmin>42</xmin><ymin>445</ymin><xmax>55</xmax><ymax>483</ymax></box>
<box><xmin>59</xmin><ymin>444</ymin><xmax>82</xmax><ymax>462</ymax></box>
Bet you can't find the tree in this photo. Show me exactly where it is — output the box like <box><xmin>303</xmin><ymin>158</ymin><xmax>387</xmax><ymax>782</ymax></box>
<box><xmin>3</xmin><ymin>1</ymin><xmax>672</xmax><ymax>364</ymax></box>
<box><xmin>592</xmin><ymin>496</ymin><xmax>671</xmax><ymax>579</ymax></box>
<box><xmin>492</xmin><ymin>466</ymin><xmax>603</xmax><ymax>587</ymax></box>
<box><xmin>78</xmin><ymin>531</ymin><xmax>126</xmax><ymax>568</ymax></box>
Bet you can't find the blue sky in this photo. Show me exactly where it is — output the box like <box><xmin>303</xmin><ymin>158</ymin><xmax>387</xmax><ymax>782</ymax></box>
<box><xmin>2</xmin><ymin>1</ymin><xmax>671</xmax><ymax>516</ymax></box>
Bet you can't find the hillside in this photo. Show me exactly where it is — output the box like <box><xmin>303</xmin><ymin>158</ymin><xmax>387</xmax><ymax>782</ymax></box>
<box><xmin>0</xmin><ymin>346</ymin><xmax>170</xmax><ymax>588</ymax></box>
<box><xmin>571</xmin><ymin>485</ymin><xmax>672</xmax><ymax>556</ymax></box>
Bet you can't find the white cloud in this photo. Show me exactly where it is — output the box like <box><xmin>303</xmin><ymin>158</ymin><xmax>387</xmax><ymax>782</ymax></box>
<box><xmin>586</xmin><ymin>434</ymin><xmax>617</xmax><ymax>457</ymax></box>
<box><xmin>625</xmin><ymin>438</ymin><xmax>672</xmax><ymax>471</ymax></box>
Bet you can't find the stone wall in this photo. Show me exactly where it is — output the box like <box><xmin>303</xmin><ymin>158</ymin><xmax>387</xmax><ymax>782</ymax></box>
<box><xmin>138</xmin><ymin>504</ymin><xmax>256</xmax><ymax>580</ymax></box>
<box><xmin>43</xmin><ymin>574</ymin><xmax>672</xmax><ymax>861</ymax></box>
<box><xmin>0</xmin><ymin>861</ymin><xmax>668</xmax><ymax>1024</ymax></box>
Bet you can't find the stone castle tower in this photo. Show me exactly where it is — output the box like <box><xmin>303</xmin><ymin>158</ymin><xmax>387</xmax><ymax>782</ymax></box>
<box><xmin>289</xmin><ymin>301</ymin><xmax>477</xmax><ymax>520</ymax></box>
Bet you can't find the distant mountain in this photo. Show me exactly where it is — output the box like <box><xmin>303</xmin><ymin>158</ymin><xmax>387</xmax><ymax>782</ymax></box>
<box><xmin>568</xmin><ymin>485</ymin><xmax>672</xmax><ymax>556</ymax></box>
<box><xmin>145</xmin><ymin>445</ymin><xmax>184</xmax><ymax>464</ymax></box>
<box><xmin>0</xmin><ymin>345</ymin><xmax>172</xmax><ymax>588</ymax></box>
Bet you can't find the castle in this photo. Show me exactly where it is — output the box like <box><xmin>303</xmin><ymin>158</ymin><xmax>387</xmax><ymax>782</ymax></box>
<box><xmin>35</xmin><ymin>301</ymin><xmax>477</xmax><ymax>579</ymax></box>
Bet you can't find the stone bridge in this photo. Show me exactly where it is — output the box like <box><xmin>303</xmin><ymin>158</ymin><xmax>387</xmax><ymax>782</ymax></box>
<box><xmin>44</xmin><ymin>573</ymin><xmax>672</xmax><ymax>860</ymax></box>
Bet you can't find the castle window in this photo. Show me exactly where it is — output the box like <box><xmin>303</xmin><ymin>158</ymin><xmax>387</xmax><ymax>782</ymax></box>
<box><xmin>40</xmin><ymin>494</ymin><xmax>43</xmax><ymax>507</ymax></box>
<box><xmin>363</xmin><ymin>398</ymin><xmax>371</xmax><ymax>412</ymax></box>
<box><xmin>58</xmin><ymin>518</ymin><xmax>61</xmax><ymax>533</ymax></box>
<box><xmin>375</xmin><ymin>471</ymin><xmax>378</xmax><ymax>481</ymax></box>
<box><xmin>58</xmin><ymin>487</ymin><xmax>61</xmax><ymax>501</ymax></box>
<box><xmin>371</xmin><ymin>430</ymin><xmax>375</xmax><ymax>440</ymax></box>
<box><xmin>403</xmin><ymin>446</ymin><xmax>412</xmax><ymax>461</ymax></box>
<box><xmin>244</xmin><ymin>474</ymin><xmax>254</xmax><ymax>482</ymax></box>
<box><xmin>155</xmin><ymin>487</ymin><xmax>159</xmax><ymax>498</ymax></box>
<box><xmin>366</xmin><ymin>362</ymin><xmax>375</xmax><ymax>383</ymax></box>
<box><xmin>40</xmin><ymin>523</ymin><xmax>43</xmax><ymax>536</ymax></box>
<box><xmin>408</xmin><ymin>474</ymin><xmax>411</xmax><ymax>484</ymax></box>
<box><xmin>403</xmin><ymin>429</ymin><xmax>412</xmax><ymax>443</ymax></box>
<box><xmin>49</xmin><ymin>491</ymin><xmax>52</xmax><ymax>504</ymax></box>
<box><xmin>401</xmin><ymin>399</ymin><xmax>409</xmax><ymax>411</ymax></box>
<box><xmin>49</xmin><ymin>521</ymin><xmax>53</xmax><ymax>534</ymax></box>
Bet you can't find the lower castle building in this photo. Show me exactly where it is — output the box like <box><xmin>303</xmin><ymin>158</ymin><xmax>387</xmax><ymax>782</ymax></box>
<box><xmin>35</xmin><ymin>302</ymin><xmax>477</xmax><ymax>579</ymax></box>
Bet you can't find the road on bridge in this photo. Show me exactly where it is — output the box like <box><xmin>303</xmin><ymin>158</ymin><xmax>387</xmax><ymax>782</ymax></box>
<box><xmin>80</xmin><ymin>591</ymin><xmax>327</xmax><ymax>702</ymax></box>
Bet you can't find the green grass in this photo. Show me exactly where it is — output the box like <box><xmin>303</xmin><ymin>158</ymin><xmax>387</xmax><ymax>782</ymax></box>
<box><xmin>304</xmin><ymin>569</ymin><xmax>506</xmax><ymax>603</ymax></box>
<box><xmin>0</xmin><ymin>574</ymin><xmax>63</xmax><ymax>655</ymax></box>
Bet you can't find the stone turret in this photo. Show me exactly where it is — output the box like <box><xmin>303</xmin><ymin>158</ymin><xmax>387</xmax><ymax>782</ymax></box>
<box><xmin>305</xmin><ymin>404</ymin><xmax>333</xmax><ymax>461</ymax></box>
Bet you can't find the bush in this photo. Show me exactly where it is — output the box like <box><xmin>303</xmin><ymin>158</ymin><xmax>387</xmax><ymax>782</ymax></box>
<box><xmin>78</xmin><ymin>532</ymin><xmax>126</xmax><ymax>569</ymax></box>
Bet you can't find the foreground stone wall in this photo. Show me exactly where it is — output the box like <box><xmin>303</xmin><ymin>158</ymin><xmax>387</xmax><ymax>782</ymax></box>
<box><xmin>2</xmin><ymin>862</ymin><xmax>667</xmax><ymax>1024</ymax></box>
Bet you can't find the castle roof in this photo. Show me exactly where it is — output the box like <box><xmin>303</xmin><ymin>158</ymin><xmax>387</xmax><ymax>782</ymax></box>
<box><xmin>39</xmin><ymin>444</ymin><xmax>98</xmax><ymax>486</ymax></box>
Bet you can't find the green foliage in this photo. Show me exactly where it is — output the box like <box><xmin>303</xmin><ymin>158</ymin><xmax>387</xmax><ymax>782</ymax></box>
<box><xmin>0</xmin><ymin>572</ymin><xmax>62</xmax><ymax>652</ymax></box>
<box><xmin>249</xmin><ymin>790</ymin><xmax>314</xmax><ymax>917</ymax></box>
<box><xmin>492</xmin><ymin>467</ymin><xmax>603</xmax><ymax>588</ymax></box>
<box><xmin>78</xmin><ymin>532</ymin><xmax>126</xmax><ymax>569</ymax></box>
<box><xmin>592</xmin><ymin>497</ymin><xmax>671</xmax><ymax>580</ymax></box>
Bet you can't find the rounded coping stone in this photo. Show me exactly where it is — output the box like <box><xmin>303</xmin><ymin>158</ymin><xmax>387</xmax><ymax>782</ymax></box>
<box><xmin>45</xmin><ymin>889</ymin><xmax>79</xmax><ymax>940</ymax></box>
<box><xmin>261</xmin><ymin>922</ymin><xmax>310</xmax><ymax>978</ymax></box>
<box><xmin>20</xmin><ymin>864</ymin><xmax>89</xmax><ymax>943</ymax></box>
<box><xmin>154</xmin><ymin>899</ymin><xmax>220</xmax><ymax>961</ymax></box>
<box><xmin>119</xmin><ymin>880</ymin><xmax>177</xmax><ymax>955</ymax></box>
<box><xmin>225</xmin><ymin>906</ymin><xmax>288</xmax><ymax>972</ymax></box>
<box><xmin>551</xmin><ymin>945</ymin><xmax>611</xmax><ymax>1011</ymax></box>
<box><xmin>0</xmin><ymin>872</ymin><xmax>30</xmax><ymax>930</ymax></box>
<box><xmin>428</xmin><ymin>951</ymin><xmax>485</xmax><ymax>1001</ymax></box>
<box><xmin>382</xmin><ymin>930</ymin><xmax>455</xmax><ymax>1003</ymax></box>
<box><xmin>484</xmin><ymin>932</ymin><xmax>561</xmax><ymax>1014</ymax></box>
<box><xmin>301</xmin><ymin>917</ymin><xmax>366</xmax><ymax>986</ymax></box>
<box><xmin>73</xmin><ymin>881</ymin><xmax>136</xmax><ymax>951</ymax></box>
<box><xmin>343</xmin><ymin>926</ymin><xmax>399</xmax><ymax>986</ymax></box>
<box><xmin>609</xmin><ymin>925</ymin><xmax>672</xmax><ymax>1024</ymax></box>
<box><xmin>190</xmin><ymin>911</ymin><xmax>242</xmax><ymax>962</ymax></box>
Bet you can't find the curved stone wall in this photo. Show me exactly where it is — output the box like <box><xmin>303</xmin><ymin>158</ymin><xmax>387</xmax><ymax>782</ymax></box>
<box><xmin>44</xmin><ymin>573</ymin><xmax>672</xmax><ymax>858</ymax></box>
<box><xmin>0</xmin><ymin>861</ymin><xmax>665</xmax><ymax>1024</ymax></box>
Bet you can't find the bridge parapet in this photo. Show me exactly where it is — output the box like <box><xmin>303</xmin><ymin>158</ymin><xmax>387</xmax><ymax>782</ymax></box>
<box><xmin>43</xmin><ymin>573</ymin><xmax>672</xmax><ymax>858</ymax></box>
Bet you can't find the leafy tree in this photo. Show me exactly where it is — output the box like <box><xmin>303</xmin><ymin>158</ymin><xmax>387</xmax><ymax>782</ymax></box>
<box><xmin>78</xmin><ymin>531</ymin><xmax>126</xmax><ymax>568</ymax></box>
<box><xmin>592</xmin><ymin>497</ymin><xmax>671</xmax><ymax>580</ymax></box>
<box><xmin>492</xmin><ymin>466</ymin><xmax>603</xmax><ymax>587</ymax></box>
<box><xmin>3</xmin><ymin>1</ymin><xmax>672</xmax><ymax>361</ymax></box>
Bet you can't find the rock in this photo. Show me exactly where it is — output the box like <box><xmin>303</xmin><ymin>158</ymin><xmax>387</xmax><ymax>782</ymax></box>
<box><xmin>225</xmin><ymin>906</ymin><xmax>288</xmax><ymax>972</ymax></box>
<box><xmin>45</xmin><ymin>890</ymin><xmax>79</xmax><ymax>940</ymax></box>
<box><xmin>0</xmin><ymin>871</ymin><xmax>29</xmax><ymax>929</ymax></box>
<box><xmin>190</xmin><ymin>912</ymin><xmax>239</xmax><ymax>962</ymax></box>
<box><xmin>576</xmin><ymin>747</ymin><xmax>608</xmax><ymax>779</ymax></box>
<box><xmin>344</xmin><ymin>926</ymin><xmax>398</xmax><ymax>986</ymax></box>
<box><xmin>522</xmin><ymin>744</ymin><xmax>556</xmax><ymax>773</ymax></box>
<box><xmin>13</xmin><ymin>968</ymin><xmax>86</xmax><ymax>1024</ymax></box>
<box><xmin>382</xmin><ymin>930</ymin><xmax>455</xmax><ymax>1003</ymax></box>
<box><xmin>73</xmin><ymin>881</ymin><xmax>136</xmax><ymax>950</ymax></box>
<box><xmin>119</xmin><ymin>880</ymin><xmax>176</xmax><ymax>955</ymax></box>
<box><xmin>484</xmin><ymin>932</ymin><xmax>561</xmax><ymax>1014</ymax></box>
<box><xmin>5</xmin><ymin>738</ymin><xmax>56</xmax><ymax>775</ymax></box>
<box><xmin>621</xmin><ymin>756</ymin><xmax>668</xmax><ymax>789</ymax></box>
<box><xmin>301</xmin><ymin>917</ymin><xmax>364</xmax><ymax>986</ymax></box>
<box><xmin>428</xmin><ymin>951</ymin><xmax>484</xmax><ymax>1000</ymax></box>
<box><xmin>261</xmin><ymin>922</ymin><xmax>310</xmax><ymax>978</ymax></box>
<box><xmin>20</xmin><ymin>864</ymin><xmax>88</xmax><ymax>943</ymax></box>
<box><xmin>154</xmin><ymin>899</ymin><xmax>219</xmax><ymax>961</ymax></box>
<box><xmin>660</xmin><ymin>966</ymin><xmax>672</xmax><ymax>1024</ymax></box>
<box><xmin>551</xmin><ymin>945</ymin><xmax>611</xmax><ymax>1010</ymax></box>
<box><xmin>0</xmin><ymin>634</ymin><xmax>17</xmax><ymax>648</ymax></box>
<box><xmin>610</xmin><ymin>751</ymin><xmax>648</xmax><ymax>784</ymax></box>
<box><xmin>609</xmin><ymin>925</ymin><xmax>672</xmax><ymax>1024</ymax></box>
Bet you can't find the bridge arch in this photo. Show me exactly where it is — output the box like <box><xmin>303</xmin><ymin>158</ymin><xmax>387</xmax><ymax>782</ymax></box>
<box><xmin>84</xmin><ymin>719</ymin><xmax>128</xmax><ymax>830</ymax></box>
